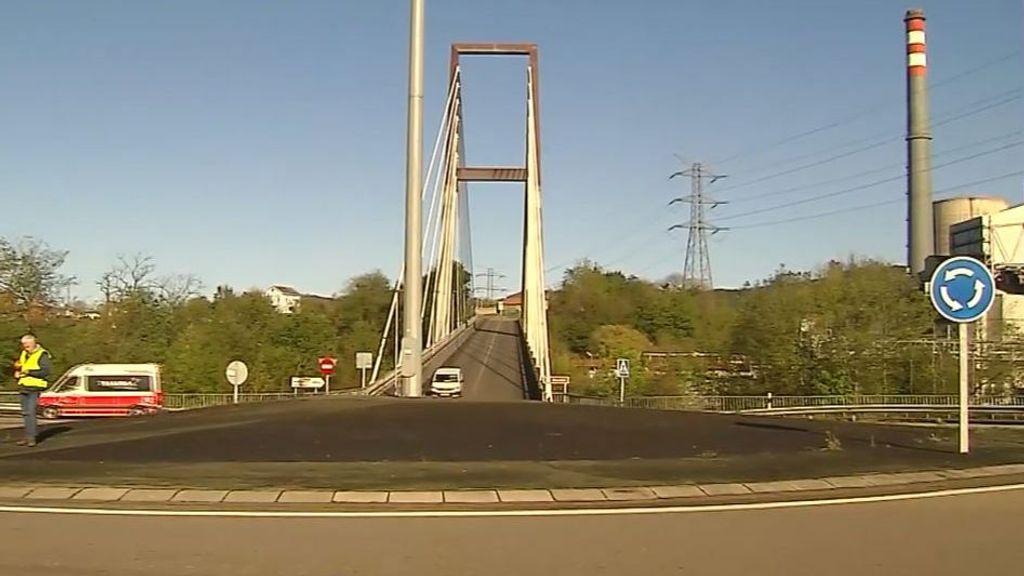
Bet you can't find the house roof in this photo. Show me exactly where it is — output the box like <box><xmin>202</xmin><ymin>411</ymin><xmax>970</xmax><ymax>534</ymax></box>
<box><xmin>269</xmin><ymin>285</ymin><xmax>302</xmax><ymax>297</ymax></box>
<box><xmin>500</xmin><ymin>290</ymin><xmax>550</xmax><ymax>305</ymax></box>
<box><xmin>501</xmin><ymin>291</ymin><xmax>522</xmax><ymax>305</ymax></box>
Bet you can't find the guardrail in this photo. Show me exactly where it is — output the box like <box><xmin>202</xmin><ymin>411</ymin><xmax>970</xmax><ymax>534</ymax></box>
<box><xmin>563</xmin><ymin>394</ymin><xmax>1024</xmax><ymax>412</ymax></box>
<box><xmin>363</xmin><ymin>316</ymin><xmax>480</xmax><ymax>396</ymax></box>
<box><xmin>0</xmin><ymin>389</ymin><xmax>361</xmax><ymax>415</ymax></box>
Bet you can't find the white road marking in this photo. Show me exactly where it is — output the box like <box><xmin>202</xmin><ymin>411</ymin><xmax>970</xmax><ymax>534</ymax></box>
<box><xmin>1</xmin><ymin>483</ymin><xmax>1022</xmax><ymax>519</ymax></box>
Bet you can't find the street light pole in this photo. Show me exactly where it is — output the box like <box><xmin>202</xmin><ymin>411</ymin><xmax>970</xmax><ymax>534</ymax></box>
<box><xmin>400</xmin><ymin>0</ymin><xmax>426</xmax><ymax>397</ymax></box>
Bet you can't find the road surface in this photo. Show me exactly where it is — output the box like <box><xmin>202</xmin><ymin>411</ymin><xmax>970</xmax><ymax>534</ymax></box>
<box><xmin>435</xmin><ymin>317</ymin><xmax>533</xmax><ymax>401</ymax></box>
<box><xmin>0</xmin><ymin>488</ymin><xmax>1022</xmax><ymax>574</ymax></box>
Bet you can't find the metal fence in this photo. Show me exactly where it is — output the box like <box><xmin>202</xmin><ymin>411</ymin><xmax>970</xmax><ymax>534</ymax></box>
<box><xmin>562</xmin><ymin>393</ymin><xmax>1024</xmax><ymax>413</ymax></box>
<box><xmin>6</xmin><ymin>388</ymin><xmax>1024</xmax><ymax>416</ymax></box>
<box><xmin>0</xmin><ymin>389</ymin><xmax>362</xmax><ymax>414</ymax></box>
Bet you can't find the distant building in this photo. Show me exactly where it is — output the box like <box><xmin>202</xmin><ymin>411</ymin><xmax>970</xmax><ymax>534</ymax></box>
<box><xmin>498</xmin><ymin>290</ymin><xmax>551</xmax><ymax>313</ymax></box>
<box><xmin>265</xmin><ymin>285</ymin><xmax>302</xmax><ymax>314</ymax></box>
<box><xmin>500</xmin><ymin>291</ymin><xmax>523</xmax><ymax>312</ymax></box>
<box><xmin>264</xmin><ymin>285</ymin><xmax>337</xmax><ymax>313</ymax></box>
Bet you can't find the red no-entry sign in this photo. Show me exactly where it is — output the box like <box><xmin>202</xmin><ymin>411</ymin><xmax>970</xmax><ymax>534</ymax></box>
<box><xmin>318</xmin><ymin>357</ymin><xmax>337</xmax><ymax>376</ymax></box>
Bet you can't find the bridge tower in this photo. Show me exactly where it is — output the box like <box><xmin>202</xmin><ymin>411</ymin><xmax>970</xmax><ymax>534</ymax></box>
<box><xmin>442</xmin><ymin>43</ymin><xmax>553</xmax><ymax>401</ymax></box>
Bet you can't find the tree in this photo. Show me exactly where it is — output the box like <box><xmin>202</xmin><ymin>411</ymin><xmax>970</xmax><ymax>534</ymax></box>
<box><xmin>158</xmin><ymin>273</ymin><xmax>204</xmax><ymax>306</ymax></box>
<box><xmin>99</xmin><ymin>253</ymin><xmax>204</xmax><ymax>306</ymax></box>
<box><xmin>0</xmin><ymin>236</ymin><xmax>75</xmax><ymax>309</ymax></box>
<box><xmin>98</xmin><ymin>253</ymin><xmax>158</xmax><ymax>303</ymax></box>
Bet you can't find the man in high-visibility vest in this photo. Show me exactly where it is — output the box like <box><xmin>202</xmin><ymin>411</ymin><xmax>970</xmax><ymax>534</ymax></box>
<box><xmin>12</xmin><ymin>334</ymin><xmax>52</xmax><ymax>447</ymax></box>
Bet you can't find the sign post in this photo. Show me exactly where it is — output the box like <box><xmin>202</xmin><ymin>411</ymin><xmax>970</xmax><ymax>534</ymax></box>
<box><xmin>615</xmin><ymin>358</ymin><xmax>630</xmax><ymax>404</ymax></box>
<box><xmin>928</xmin><ymin>255</ymin><xmax>996</xmax><ymax>454</ymax></box>
<box><xmin>355</xmin><ymin>352</ymin><xmax>373</xmax><ymax>388</ymax></box>
<box><xmin>318</xmin><ymin>357</ymin><xmax>337</xmax><ymax>394</ymax></box>
<box><xmin>225</xmin><ymin>360</ymin><xmax>249</xmax><ymax>404</ymax></box>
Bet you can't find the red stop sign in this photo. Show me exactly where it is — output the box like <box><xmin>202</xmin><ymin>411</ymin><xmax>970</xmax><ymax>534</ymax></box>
<box><xmin>318</xmin><ymin>356</ymin><xmax>336</xmax><ymax>376</ymax></box>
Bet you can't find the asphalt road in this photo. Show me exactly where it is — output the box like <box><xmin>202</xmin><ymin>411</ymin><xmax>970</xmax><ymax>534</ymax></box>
<box><xmin>1</xmin><ymin>488</ymin><xmax>1022</xmax><ymax>574</ymax></box>
<box><xmin>7</xmin><ymin>392</ymin><xmax>974</xmax><ymax>463</ymax></box>
<box><xmin>0</xmin><ymin>415</ymin><xmax>71</xmax><ymax>431</ymax></box>
<box><xmin>433</xmin><ymin>317</ymin><xmax>530</xmax><ymax>401</ymax></box>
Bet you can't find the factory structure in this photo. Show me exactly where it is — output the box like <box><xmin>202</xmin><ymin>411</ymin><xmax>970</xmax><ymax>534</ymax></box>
<box><xmin>904</xmin><ymin>9</ymin><xmax>1024</xmax><ymax>344</ymax></box>
<box><xmin>933</xmin><ymin>197</ymin><xmax>1024</xmax><ymax>342</ymax></box>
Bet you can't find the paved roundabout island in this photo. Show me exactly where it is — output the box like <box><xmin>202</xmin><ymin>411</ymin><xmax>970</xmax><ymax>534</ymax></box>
<box><xmin>0</xmin><ymin>395</ymin><xmax>1021</xmax><ymax>505</ymax></box>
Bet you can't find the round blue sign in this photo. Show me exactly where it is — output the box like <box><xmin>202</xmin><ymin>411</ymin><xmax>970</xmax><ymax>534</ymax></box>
<box><xmin>928</xmin><ymin>256</ymin><xmax>996</xmax><ymax>323</ymax></box>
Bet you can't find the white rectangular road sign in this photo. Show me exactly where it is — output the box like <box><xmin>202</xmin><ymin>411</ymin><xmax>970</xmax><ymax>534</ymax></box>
<box><xmin>290</xmin><ymin>377</ymin><xmax>325</xmax><ymax>389</ymax></box>
<box><xmin>355</xmin><ymin>352</ymin><xmax>373</xmax><ymax>369</ymax></box>
<box><xmin>616</xmin><ymin>358</ymin><xmax>630</xmax><ymax>378</ymax></box>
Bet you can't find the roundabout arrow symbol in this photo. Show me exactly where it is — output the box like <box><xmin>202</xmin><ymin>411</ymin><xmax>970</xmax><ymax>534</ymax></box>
<box><xmin>940</xmin><ymin>285</ymin><xmax>963</xmax><ymax>311</ymax></box>
<box><xmin>944</xmin><ymin>267</ymin><xmax>974</xmax><ymax>282</ymax></box>
<box><xmin>967</xmin><ymin>279</ymin><xmax>986</xmax><ymax>308</ymax></box>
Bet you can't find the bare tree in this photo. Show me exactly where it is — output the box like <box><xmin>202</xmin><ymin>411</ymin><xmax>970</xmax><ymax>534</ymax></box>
<box><xmin>98</xmin><ymin>253</ymin><xmax>158</xmax><ymax>303</ymax></box>
<box><xmin>0</xmin><ymin>237</ymin><xmax>75</xmax><ymax>308</ymax></box>
<box><xmin>158</xmin><ymin>273</ymin><xmax>204</xmax><ymax>305</ymax></box>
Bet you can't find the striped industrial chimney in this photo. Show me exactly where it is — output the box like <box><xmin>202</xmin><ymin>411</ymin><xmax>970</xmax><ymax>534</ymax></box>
<box><xmin>905</xmin><ymin>8</ymin><xmax>934</xmax><ymax>277</ymax></box>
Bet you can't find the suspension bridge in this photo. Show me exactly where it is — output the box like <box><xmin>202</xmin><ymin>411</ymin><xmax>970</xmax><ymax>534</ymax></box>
<box><xmin>364</xmin><ymin>43</ymin><xmax>553</xmax><ymax>402</ymax></box>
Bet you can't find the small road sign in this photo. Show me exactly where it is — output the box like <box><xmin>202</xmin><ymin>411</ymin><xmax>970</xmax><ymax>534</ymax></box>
<box><xmin>318</xmin><ymin>357</ymin><xmax>337</xmax><ymax>376</ymax></box>
<box><xmin>225</xmin><ymin>360</ymin><xmax>248</xmax><ymax>405</ymax></box>
<box><xmin>927</xmin><ymin>255</ymin><xmax>997</xmax><ymax>456</ymax></box>
<box><xmin>291</xmin><ymin>377</ymin><xmax>325</xmax><ymax>389</ymax></box>
<box><xmin>928</xmin><ymin>255</ymin><xmax>996</xmax><ymax>323</ymax></box>
<box><xmin>355</xmin><ymin>352</ymin><xmax>373</xmax><ymax>389</ymax></box>
<box><xmin>615</xmin><ymin>358</ymin><xmax>630</xmax><ymax>378</ymax></box>
<box><xmin>225</xmin><ymin>360</ymin><xmax>248</xmax><ymax>386</ymax></box>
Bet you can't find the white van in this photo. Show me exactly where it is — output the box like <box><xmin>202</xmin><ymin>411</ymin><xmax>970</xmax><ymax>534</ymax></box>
<box><xmin>39</xmin><ymin>363</ymin><xmax>163</xmax><ymax>419</ymax></box>
<box><xmin>429</xmin><ymin>367</ymin><xmax>463</xmax><ymax>397</ymax></box>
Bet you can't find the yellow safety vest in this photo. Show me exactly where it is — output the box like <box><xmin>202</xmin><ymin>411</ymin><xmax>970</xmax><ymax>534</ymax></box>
<box><xmin>18</xmin><ymin>347</ymin><xmax>49</xmax><ymax>389</ymax></box>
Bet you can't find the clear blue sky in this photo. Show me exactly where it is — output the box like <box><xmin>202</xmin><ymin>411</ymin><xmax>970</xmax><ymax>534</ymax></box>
<box><xmin>1</xmin><ymin>0</ymin><xmax>1021</xmax><ymax>301</ymax></box>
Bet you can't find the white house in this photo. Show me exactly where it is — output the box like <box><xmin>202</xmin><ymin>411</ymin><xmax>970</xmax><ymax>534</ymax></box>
<box><xmin>265</xmin><ymin>285</ymin><xmax>302</xmax><ymax>314</ymax></box>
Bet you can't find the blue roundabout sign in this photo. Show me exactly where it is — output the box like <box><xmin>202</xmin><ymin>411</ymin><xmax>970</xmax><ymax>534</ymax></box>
<box><xmin>928</xmin><ymin>256</ymin><xmax>996</xmax><ymax>323</ymax></box>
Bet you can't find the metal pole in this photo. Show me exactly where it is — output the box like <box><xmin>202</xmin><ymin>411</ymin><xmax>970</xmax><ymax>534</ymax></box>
<box><xmin>905</xmin><ymin>9</ymin><xmax>934</xmax><ymax>277</ymax></box>
<box><xmin>233</xmin><ymin>384</ymin><xmax>239</xmax><ymax>405</ymax></box>
<box><xmin>326</xmin><ymin>374</ymin><xmax>331</xmax><ymax>395</ymax></box>
<box><xmin>400</xmin><ymin>0</ymin><xmax>425</xmax><ymax>397</ymax></box>
<box><xmin>959</xmin><ymin>322</ymin><xmax>969</xmax><ymax>454</ymax></box>
<box><xmin>361</xmin><ymin>368</ymin><xmax>367</xmax><ymax>389</ymax></box>
<box><xmin>618</xmin><ymin>376</ymin><xmax>625</xmax><ymax>405</ymax></box>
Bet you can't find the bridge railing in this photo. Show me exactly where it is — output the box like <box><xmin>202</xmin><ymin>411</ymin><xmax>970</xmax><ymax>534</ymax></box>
<box><xmin>563</xmin><ymin>393</ymin><xmax>1024</xmax><ymax>412</ymax></box>
<box><xmin>363</xmin><ymin>316</ymin><xmax>480</xmax><ymax>396</ymax></box>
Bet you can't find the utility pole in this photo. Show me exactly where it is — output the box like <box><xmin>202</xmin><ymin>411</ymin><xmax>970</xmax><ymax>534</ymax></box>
<box><xmin>668</xmin><ymin>161</ymin><xmax>727</xmax><ymax>290</ymax></box>
<box><xmin>400</xmin><ymin>0</ymin><xmax>425</xmax><ymax>397</ymax></box>
<box><xmin>474</xmin><ymin>267</ymin><xmax>506</xmax><ymax>301</ymax></box>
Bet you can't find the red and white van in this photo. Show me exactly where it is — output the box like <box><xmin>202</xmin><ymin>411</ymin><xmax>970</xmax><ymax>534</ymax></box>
<box><xmin>38</xmin><ymin>363</ymin><xmax>163</xmax><ymax>419</ymax></box>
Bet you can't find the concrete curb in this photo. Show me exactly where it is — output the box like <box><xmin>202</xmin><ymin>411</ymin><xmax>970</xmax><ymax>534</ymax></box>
<box><xmin>2</xmin><ymin>463</ymin><xmax>1023</xmax><ymax>507</ymax></box>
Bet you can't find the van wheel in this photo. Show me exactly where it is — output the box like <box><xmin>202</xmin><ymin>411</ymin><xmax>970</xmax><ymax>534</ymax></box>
<box><xmin>128</xmin><ymin>407</ymin><xmax>145</xmax><ymax>417</ymax></box>
<box><xmin>41</xmin><ymin>406</ymin><xmax>60</xmax><ymax>420</ymax></box>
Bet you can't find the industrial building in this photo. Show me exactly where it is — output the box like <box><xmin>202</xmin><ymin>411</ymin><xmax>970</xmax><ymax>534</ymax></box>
<box><xmin>932</xmin><ymin>196</ymin><xmax>1024</xmax><ymax>342</ymax></box>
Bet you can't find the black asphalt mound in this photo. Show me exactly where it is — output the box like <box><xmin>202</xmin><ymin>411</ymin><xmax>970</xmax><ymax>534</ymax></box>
<box><xmin>2</xmin><ymin>396</ymin><xmax>957</xmax><ymax>463</ymax></box>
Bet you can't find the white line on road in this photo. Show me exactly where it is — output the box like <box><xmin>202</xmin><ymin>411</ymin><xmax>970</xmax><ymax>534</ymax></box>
<box><xmin>1</xmin><ymin>483</ymin><xmax>1023</xmax><ymax>519</ymax></box>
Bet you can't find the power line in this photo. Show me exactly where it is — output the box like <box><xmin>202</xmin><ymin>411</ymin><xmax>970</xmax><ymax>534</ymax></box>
<box><xmin>544</xmin><ymin>91</ymin><xmax>1022</xmax><ymax>278</ymax></box>
<box><xmin>730</xmin><ymin>170</ymin><xmax>1024</xmax><ymax>230</ymax></box>
<box><xmin>544</xmin><ymin>207</ymin><xmax>675</xmax><ymax>275</ymax></box>
<box><xmin>717</xmin><ymin>140</ymin><xmax>1023</xmax><ymax>221</ymax></box>
<box><xmin>729</xmin><ymin>129</ymin><xmax>1023</xmax><ymax>204</ymax></box>
<box><xmin>711</xmin><ymin>50</ymin><xmax>1021</xmax><ymax>167</ymax></box>
<box><xmin>714</xmin><ymin>88</ymin><xmax>1022</xmax><ymax>195</ymax></box>
<box><xmin>474</xmin><ymin>267</ymin><xmax>506</xmax><ymax>300</ymax></box>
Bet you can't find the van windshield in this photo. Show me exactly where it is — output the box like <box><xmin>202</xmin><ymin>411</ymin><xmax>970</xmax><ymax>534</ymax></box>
<box><xmin>50</xmin><ymin>376</ymin><xmax>83</xmax><ymax>394</ymax></box>
<box><xmin>433</xmin><ymin>373</ymin><xmax>460</xmax><ymax>382</ymax></box>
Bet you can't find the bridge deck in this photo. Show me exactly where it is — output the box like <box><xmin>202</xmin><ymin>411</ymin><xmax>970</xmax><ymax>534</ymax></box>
<box><xmin>428</xmin><ymin>317</ymin><xmax>537</xmax><ymax>401</ymax></box>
